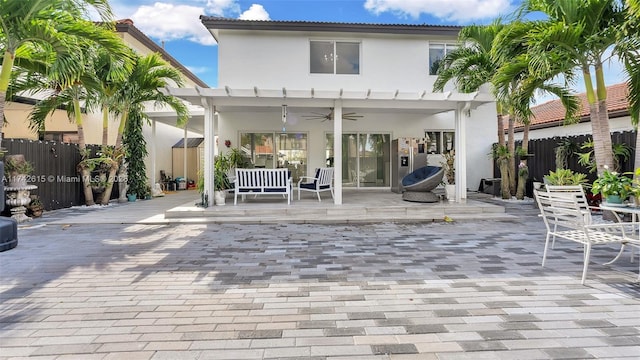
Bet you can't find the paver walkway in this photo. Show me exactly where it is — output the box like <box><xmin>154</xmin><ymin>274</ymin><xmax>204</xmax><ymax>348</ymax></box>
<box><xmin>1</xmin><ymin>198</ymin><xmax>639</xmax><ymax>359</ymax></box>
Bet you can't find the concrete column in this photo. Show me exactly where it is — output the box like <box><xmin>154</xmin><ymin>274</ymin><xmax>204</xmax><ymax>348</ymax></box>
<box><xmin>150</xmin><ymin>120</ymin><xmax>157</xmax><ymax>187</ymax></box>
<box><xmin>183</xmin><ymin>126</ymin><xmax>188</xmax><ymax>181</ymax></box>
<box><xmin>333</xmin><ymin>102</ymin><xmax>343</xmax><ymax>205</ymax></box>
<box><xmin>202</xmin><ymin>99</ymin><xmax>215</xmax><ymax>207</ymax></box>
<box><xmin>455</xmin><ymin>102</ymin><xmax>470</xmax><ymax>203</ymax></box>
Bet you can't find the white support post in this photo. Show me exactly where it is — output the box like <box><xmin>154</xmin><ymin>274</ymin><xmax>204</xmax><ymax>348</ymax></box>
<box><xmin>202</xmin><ymin>100</ymin><xmax>215</xmax><ymax>207</ymax></box>
<box><xmin>183</xmin><ymin>126</ymin><xmax>188</xmax><ymax>182</ymax></box>
<box><xmin>150</xmin><ymin>120</ymin><xmax>157</xmax><ymax>188</ymax></box>
<box><xmin>455</xmin><ymin>102</ymin><xmax>470</xmax><ymax>203</ymax></box>
<box><xmin>333</xmin><ymin>101</ymin><xmax>343</xmax><ymax>205</ymax></box>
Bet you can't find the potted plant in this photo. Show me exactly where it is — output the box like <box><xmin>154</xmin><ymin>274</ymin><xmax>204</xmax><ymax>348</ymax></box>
<box><xmin>591</xmin><ymin>166</ymin><xmax>632</xmax><ymax>204</ymax></box>
<box><xmin>27</xmin><ymin>195</ymin><xmax>44</xmax><ymax>218</ymax></box>
<box><xmin>543</xmin><ymin>168</ymin><xmax>589</xmax><ymax>186</ymax></box>
<box><xmin>213</xmin><ymin>153</ymin><xmax>232</xmax><ymax>205</ymax></box>
<box><xmin>4</xmin><ymin>154</ymin><xmax>34</xmax><ymax>187</ymax></box>
<box><xmin>625</xmin><ymin>168</ymin><xmax>640</xmax><ymax>206</ymax></box>
<box><xmin>441</xmin><ymin>150</ymin><xmax>455</xmax><ymax>201</ymax></box>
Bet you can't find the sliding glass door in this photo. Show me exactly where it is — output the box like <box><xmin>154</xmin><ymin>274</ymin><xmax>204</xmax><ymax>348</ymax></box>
<box><xmin>326</xmin><ymin>132</ymin><xmax>390</xmax><ymax>188</ymax></box>
<box><xmin>240</xmin><ymin>132</ymin><xmax>308</xmax><ymax>183</ymax></box>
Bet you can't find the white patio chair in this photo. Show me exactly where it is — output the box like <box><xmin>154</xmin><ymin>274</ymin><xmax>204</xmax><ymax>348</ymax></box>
<box><xmin>534</xmin><ymin>189</ymin><xmax>634</xmax><ymax>284</ymax></box>
<box><xmin>297</xmin><ymin>167</ymin><xmax>334</xmax><ymax>202</ymax></box>
<box><xmin>544</xmin><ymin>185</ymin><xmax>595</xmax><ymax>248</ymax></box>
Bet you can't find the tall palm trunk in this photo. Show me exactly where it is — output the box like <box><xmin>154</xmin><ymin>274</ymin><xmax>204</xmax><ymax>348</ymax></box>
<box><xmin>516</xmin><ymin>122</ymin><xmax>531</xmax><ymax>200</ymax></box>
<box><xmin>102</xmin><ymin>105</ymin><xmax>109</xmax><ymax>146</ymax></box>
<box><xmin>100</xmin><ymin>110</ymin><xmax>128</xmax><ymax>204</ymax></box>
<box><xmin>115</xmin><ymin>111</ymin><xmax>128</xmax><ymax>148</ymax></box>
<box><xmin>496</xmin><ymin>106</ymin><xmax>511</xmax><ymax>199</ymax></box>
<box><xmin>584</xmin><ymin>65</ymin><xmax>614</xmax><ymax>175</ymax></box>
<box><xmin>74</xmin><ymin>98</ymin><xmax>95</xmax><ymax>206</ymax></box>
<box><xmin>499</xmin><ymin>159</ymin><xmax>510</xmax><ymax>199</ymax></box>
<box><xmin>100</xmin><ymin>162</ymin><xmax>119</xmax><ymax>205</ymax></box>
<box><xmin>497</xmin><ymin>112</ymin><xmax>505</xmax><ymax>147</ymax></box>
<box><xmin>507</xmin><ymin>115</ymin><xmax>516</xmax><ymax>196</ymax></box>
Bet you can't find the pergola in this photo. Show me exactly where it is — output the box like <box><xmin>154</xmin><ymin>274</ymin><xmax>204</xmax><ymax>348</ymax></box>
<box><xmin>159</xmin><ymin>86</ymin><xmax>495</xmax><ymax>207</ymax></box>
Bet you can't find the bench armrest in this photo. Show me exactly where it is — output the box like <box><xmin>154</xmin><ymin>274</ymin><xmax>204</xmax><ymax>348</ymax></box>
<box><xmin>297</xmin><ymin>176</ymin><xmax>317</xmax><ymax>185</ymax></box>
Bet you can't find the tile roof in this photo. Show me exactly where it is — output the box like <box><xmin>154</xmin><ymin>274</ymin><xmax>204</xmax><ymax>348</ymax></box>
<box><xmin>508</xmin><ymin>82</ymin><xmax>629</xmax><ymax>130</ymax></box>
<box><xmin>200</xmin><ymin>17</ymin><xmax>462</xmax><ymax>36</ymax></box>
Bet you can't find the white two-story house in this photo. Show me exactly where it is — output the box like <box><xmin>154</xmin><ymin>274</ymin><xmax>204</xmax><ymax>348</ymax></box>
<box><xmin>165</xmin><ymin>18</ymin><xmax>497</xmax><ymax>206</ymax></box>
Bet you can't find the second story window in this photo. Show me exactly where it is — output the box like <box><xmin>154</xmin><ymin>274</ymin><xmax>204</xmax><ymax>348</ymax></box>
<box><xmin>310</xmin><ymin>40</ymin><xmax>360</xmax><ymax>75</ymax></box>
<box><xmin>429</xmin><ymin>43</ymin><xmax>457</xmax><ymax>75</ymax></box>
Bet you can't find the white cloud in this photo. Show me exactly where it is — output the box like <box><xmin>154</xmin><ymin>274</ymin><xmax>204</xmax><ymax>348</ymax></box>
<box><xmin>130</xmin><ymin>2</ymin><xmax>216</xmax><ymax>46</ymax></box>
<box><xmin>239</xmin><ymin>4</ymin><xmax>270</xmax><ymax>20</ymax></box>
<box><xmin>364</xmin><ymin>0</ymin><xmax>515</xmax><ymax>23</ymax></box>
<box><xmin>185</xmin><ymin>66</ymin><xmax>211</xmax><ymax>74</ymax></box>
<box><xmin>206</xmin><ymin>0</ymin><xmax>240</xmax><ymax>16</ymax></box>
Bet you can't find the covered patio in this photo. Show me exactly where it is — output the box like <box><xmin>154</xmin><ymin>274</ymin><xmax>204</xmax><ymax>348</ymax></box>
<box><xmin>159</xmin><ymin>86</ymin><xmax>495</xmax><ymax>208</ymax></box>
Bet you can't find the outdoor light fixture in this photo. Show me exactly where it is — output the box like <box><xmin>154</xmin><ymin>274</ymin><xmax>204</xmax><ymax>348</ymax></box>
<box><xmin>282</xmin><ymin>105</ymin><xmax>287</xmax><ymax>132</ymax></box>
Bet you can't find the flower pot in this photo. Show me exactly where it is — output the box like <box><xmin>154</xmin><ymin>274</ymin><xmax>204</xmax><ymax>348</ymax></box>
<box><xmin>127</xmin><ymin>194</ymin><xmax>137</xmax><ymax>202</ymax></box>
<box><xmin>214</xmin><ymin>190</ymin><xmax>226</xmax><ymax>205</ymax></box>
<box><xmin>28</xmin><ymin>207</ymin><xmax>43</xmax><ymax>218</ymax></box>
<box><xmin>445</xmin><ymin>184</ymin><xmax>455</xmax><ymax>202</ymax></box>
<box><xmin>606</xmin><ymin>195</ymin><xmax>623</xmax><ymax>204</ymax></box>
<box><xmin>7</xmin><ymin>173</ymin><xmax>28</xmax><ymax>188</ymax></box>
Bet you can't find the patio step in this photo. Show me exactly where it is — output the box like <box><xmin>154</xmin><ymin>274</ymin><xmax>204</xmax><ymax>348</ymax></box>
<box><xmin>164</xmin><ymin>199</ymin><xmax>512</xmax><ymax>223</ymax></box>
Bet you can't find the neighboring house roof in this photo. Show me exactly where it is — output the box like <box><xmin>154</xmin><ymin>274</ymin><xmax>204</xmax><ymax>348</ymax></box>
<box><xmin>115</xmin><ymin>19</ymin><xmax>209</xmax><ymax>88</ymax></box>
<box><xmin>200</xmin><ymin>17</ymin><xmax>462</xmax><ymax>42</ymax></box>
<box><xmin>508</xmin><ymin>82</ymin><xmax>629</xmax><ymax>132</ymax></box>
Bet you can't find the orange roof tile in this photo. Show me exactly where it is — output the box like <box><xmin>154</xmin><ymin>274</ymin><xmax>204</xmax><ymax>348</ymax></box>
<box><xmin>506</xmin><ymin>82</ymin><xmax>629</xmax><ymax>130</ymax></box>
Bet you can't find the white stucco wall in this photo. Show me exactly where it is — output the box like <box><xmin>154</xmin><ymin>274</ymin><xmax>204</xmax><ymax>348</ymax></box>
<box><xmin>218</xmin><ymin>31</ymin><xmax>455</xmax><ymax>92</ymax></box>
<box><xmin>428</xmin><ymin>103</ymin><xmax>497</xmax><ymax>190</ymax></box>
<box><xmin>514</xmin><ymin>115</ymin><xmax>633</xmax><ymax>141</ymax></box>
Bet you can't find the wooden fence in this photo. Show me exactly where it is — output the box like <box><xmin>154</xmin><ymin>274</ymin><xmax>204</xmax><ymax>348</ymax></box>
<box><xmin>489</xmin><ymin>130</ymin><xmax>637</xmax><ymax>197</ymax></box>
<box><xmin>516</xmin><ymin>131</ymin><xmax>636</xmax><ymax>183</ymax></box>
<box><xmin>3</xmin><ymin>139</ymin><xmax>119</xmax><ymax>211</ymax></box>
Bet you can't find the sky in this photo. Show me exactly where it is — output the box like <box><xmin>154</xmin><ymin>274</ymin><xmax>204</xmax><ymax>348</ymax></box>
<box><xmin>108</xmin><ymin>0</ymin><xmax>627</xmax><ymax>104</ymax></box>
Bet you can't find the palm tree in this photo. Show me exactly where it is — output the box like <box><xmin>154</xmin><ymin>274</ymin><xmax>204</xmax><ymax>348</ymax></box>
<box><xmin>99</xmin><ymin>53</ymin><xmax>189</xmax><ymax>205</ymax></box>
<box><xmin>88</xmin><ymin>48</ymin><xmax>133</xmax><ymax>146</ymax></box>
<box><xmin>619</xmin><ymin>1</ymin><xmax>640</xmax><ymax>173</ymax></box>
<box><xmin>629</xmin><ymin>0</ymin><xmax>640</xmax><ymax>16</ymax></box>
<box><xmin>432</xmin><ymin>21</ymin><xmax>515</xmax><ymax>199</ymax></box>
<box><xmin>29</xmin><ymin>29</ymin><xmax>131</xmax><ymax>206</ymax></box>
<box><xmin>520</xmin><ymin>0</ymin><xmax>627</xmax><ymax>176</ymax></box>
<box><xmin>492</xmin><ymin>20</ymin><xmax>579</xmax><ymax>199</ymax></box>
<box><xmin>0</xmin><ymin>0</ymin><xmax>115</xmax><ymax>148</ymax></box>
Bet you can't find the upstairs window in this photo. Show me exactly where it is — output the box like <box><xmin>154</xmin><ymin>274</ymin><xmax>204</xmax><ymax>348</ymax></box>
<box><xmin>429</xmin><ymin>43</ymin><xmax>457</xmax><ymax>75</ymax></box>
<box><xmin>310</xmin><ymin>41</ymin><xmax>360</xmax><ymax>74</ymax></box>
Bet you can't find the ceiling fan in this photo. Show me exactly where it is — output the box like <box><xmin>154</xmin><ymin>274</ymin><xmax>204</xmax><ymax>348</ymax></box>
<box><xmin>303</xmin><ymin>108</ymin><xmax>362</xmax><ymax>122</ymax></box>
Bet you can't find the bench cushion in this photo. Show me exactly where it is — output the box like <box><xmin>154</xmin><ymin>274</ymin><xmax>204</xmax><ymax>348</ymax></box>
<box><xmin>300</xmin><ymin>183</ymin><xmax>330</xmax><ymax>190</ymax></box>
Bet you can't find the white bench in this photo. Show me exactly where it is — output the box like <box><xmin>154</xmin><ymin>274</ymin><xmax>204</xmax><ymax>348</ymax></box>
<box><xmin>234</xmin><ymin>168</ymin><xmax>291</xmax><ymax>205</ymax></box>
<box><xmin>535</xmin><ymin>189</ymin><xmax>638</xmax><ymax>284</ymax></box>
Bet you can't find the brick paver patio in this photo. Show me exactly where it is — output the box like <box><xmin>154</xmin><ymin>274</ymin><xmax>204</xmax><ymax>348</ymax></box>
<box><xmin>1</xmin><ymin>199</ymin><xmax>639</xmax><ymax>359</ymax></box>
